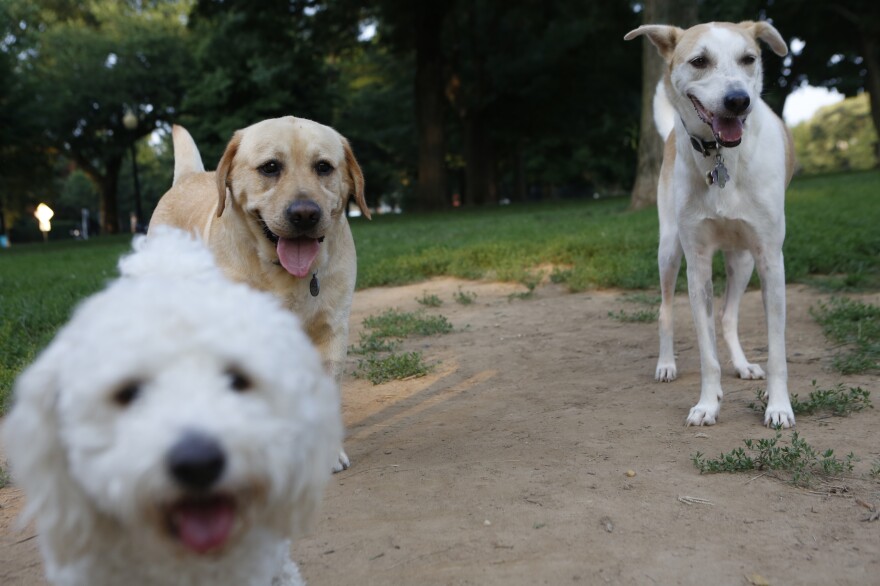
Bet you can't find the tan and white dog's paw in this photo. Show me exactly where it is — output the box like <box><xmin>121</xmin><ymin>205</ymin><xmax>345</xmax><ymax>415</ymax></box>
<box><xmin>686</xmin><ymin>398</ymin><xmax>721</xmax><ymax>426</ymax></box>
<box><xmin>333</xmin><ymin>450</ymin><xmax>351</xmax><ymax>473</ymax></box>
<box><xmin>655</xmin><ymin>362</ymin><xmax>678</xmax><ymax>382</ymax></box>
<box><xmin>764</xmin><ymin>404</ymin><xmax>795</xmax><ymax>429</ymax></box>
<box><xmin>735</xmin><ymin>362</ymin><xmax>765</xmax><ymax>380</ymax></box>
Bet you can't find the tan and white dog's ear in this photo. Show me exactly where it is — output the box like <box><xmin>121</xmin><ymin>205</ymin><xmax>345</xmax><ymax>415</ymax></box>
<box><xmin>624</xmin><ymin>24</ymin><xmax>684</xmax><ymax>63</ymax></box>
<box><xmin>215</xmin><ymin>131</ymin><xmax>242</xmax><ymax>218</ymax></box>
<box><xmin>342</xmin><ymin>137</ymin><xmax>370</xmax><ymax>220</ymax></box>
<box><xmin>741</xmin><ymin>20</ymin><xmax>788</xmax><ymax>57</ymax></box>
<box><xmin>2</xmin><ymin>342</ymin><xmax>95</xmax><ymax>563</ymax></box>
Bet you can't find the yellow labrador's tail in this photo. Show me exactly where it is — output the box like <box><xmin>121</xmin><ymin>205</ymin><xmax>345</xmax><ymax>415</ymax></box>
<box><xmin>172</xmin><ymin>125</ymin><xmax>206</xmax><ymax>186</ymax></box>
<box><xmin>653</xmin><ymin>81</ymin><xmax>675</xmax><ymax>140</ymax></box>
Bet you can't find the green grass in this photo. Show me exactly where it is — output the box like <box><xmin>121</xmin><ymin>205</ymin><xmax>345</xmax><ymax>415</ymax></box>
<box><xmin>748</xmin><ymin>382</ymin><xmax>872</xmax><ymax>417</ymax></box>
<box><xmin>810</xmin><ymin>297</ymin><xmax>880</xmax><ymax>374</ymax></box>
<box><xmin>355</xmin><ymin>352</ymin><xmax>432</xmax><ymax>385</ymax></box>
<box><xmin>692</xmin><ymin>428</ymin><xmax>857</xmax><ymax>487</ymax></box>
<box><xmin>608</xmin><ymin>308</ymin><xmax>658</xmax><ymax>323</ymax></box>
<box><xmin>361</xmin><ymin>308</ymin><xmax>453</xmax><ymax>338</ymax></box>
<box><xmin>1</xmin><ymin>171</ymin><xmax>879</xmax><ymax>408</ymax></box>
<box><xmin>452</xmin><ymin>287</ymin><xmax>477</xmax><ymax>305</ymax></box>
<box><xmin>416</xmin><ymin>291</ymin><xmax>443</xmax><ymax>307</ymax></box>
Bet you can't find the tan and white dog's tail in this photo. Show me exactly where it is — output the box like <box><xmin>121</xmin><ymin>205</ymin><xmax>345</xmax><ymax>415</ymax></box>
<box><xmin>653</xmin><ymin>81</ymin><xmax>675</xmax><ymax>141</ymax></box>
<box><xmin>172</xmin><ymin>125</ymin><xmax>206</xmax><ymax>186</ymax></box>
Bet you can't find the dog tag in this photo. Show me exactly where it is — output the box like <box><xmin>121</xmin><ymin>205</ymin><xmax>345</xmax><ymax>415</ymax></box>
<box><xmin>310</xmin><ymin>273</ymin><xmax>320</xmax><ymax>297</ymax></box>
<box><xmin>710</xmin><ymin>154</ymin><xmax>729</xmax><ymax>189</ymax></box>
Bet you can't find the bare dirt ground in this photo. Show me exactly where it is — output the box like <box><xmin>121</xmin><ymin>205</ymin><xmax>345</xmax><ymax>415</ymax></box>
<box><xmin>2</xmin><ymin>279</ymin><xmax>878</xmax><ymax>585</ymax></box>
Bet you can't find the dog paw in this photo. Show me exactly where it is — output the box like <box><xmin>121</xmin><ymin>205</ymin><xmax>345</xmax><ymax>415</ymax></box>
<box><xmin>735</xmin><ymin>362</ymin><xmax>766</xmax><ymax>380</ymax></box>
<box><xmin>655</xmin><ymin>362</ymin><xmax>678</xmax><ymax>382</ymax></box>
<box><xmin>764</xmin><ymin>405</ymin><xmax>795</xmax><ymax>429</ymax></box>
<box><xmin>332</xmin><ymin>450</ymin><xmax>351</xmax><ymax>473</ymax></box>
<box><xmin>686</xmin><ymin>403</ymin><xmax>720</xmax><ymax>426</ymax></box>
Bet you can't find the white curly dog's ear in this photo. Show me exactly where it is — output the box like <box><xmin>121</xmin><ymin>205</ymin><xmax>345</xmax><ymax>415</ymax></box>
<box><xmin>3</xmin><ymin>339</ymin><xmax>97</xmax><ymax>567</ymax></box>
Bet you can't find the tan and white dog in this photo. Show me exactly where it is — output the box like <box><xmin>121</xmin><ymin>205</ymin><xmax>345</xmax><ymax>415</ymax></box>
<box><xmin>150</xmin><ymin>117</ymin><xmax>370</xmax><ymax>469</ymax></box>
<box><xmin>625</xmin><ymin>21</ymin><xmax>796</xmax><ymax>427</ymax></box>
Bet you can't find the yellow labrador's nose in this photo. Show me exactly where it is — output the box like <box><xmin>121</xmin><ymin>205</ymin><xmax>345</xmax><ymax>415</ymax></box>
<box><xmin>286</xmin><ymin>200</ymin><xmax>322</xmax><ymax>232</ymax></box>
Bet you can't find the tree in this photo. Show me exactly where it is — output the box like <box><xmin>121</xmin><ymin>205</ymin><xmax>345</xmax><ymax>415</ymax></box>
<box><xmin>628</xmin><ymin>0</ymin><xmax>697</xmax><ymax>211</ymax></box>
<box><xmin>5</xmin><ymin>0</ymin><xmax>192</xmax><ymax>234</ymax></box>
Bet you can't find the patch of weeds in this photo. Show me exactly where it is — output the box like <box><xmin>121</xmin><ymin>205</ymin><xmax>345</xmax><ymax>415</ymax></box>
<box><xmin>453</xmin><ymin>288</ymin><xmax>477</xmax><ymax>305</ymax></box>
<box><xmin>355</xmin><ymin>352</ymin><xmax>431</xmax><ymax>385</ymax></box>
<box><xmin>362</xmin><ymin>308</ymin><xmax>453</xmax><ymax>338</ymax></box>
<box><xmin>691</xmin><ymin>428</ymin><xmax>856</xmax><ymax>487</ymax></box>
<box><xmin>416</xmin><ymin>291</ymin><xmax>443</xmax><ymax>307</ymax></box>
<box><xmin>810</xmin><ymin>297</ymin><xmax>880</xmax><ymax>374</ymax></box>
<box><xmin>619</xmin><ymin>292</ymin><xmax>661</xmax><ymax>305</ymax></box>
<box><xmin>870</xmin><ymin>460</ymin><xmax>880</xmax><ymax>479</ymax></box>
<box><xmin>0</xmin><ymin>466</ymin><xmax>9</xmax><ymax>489</ymax></box>
<box><xmin>509</xmin><ymin>273</ymin><xmax>543</xmax><ymax>301</ymax></box>
<box><xmin>748</xmin><ymin>382</ymin><xmax>872</xmax><ymax>417</ymax></box>
<box><xmin>350</xmin><ymin>332</ymin><xmax>401</xmax><ymax>355</ymax></box>
<box><xmin>607</xmin><ymin>308</ymin><xmax>658</xmax><ymax>323</ymax></box>
<box><xmin>550</xmin><ymin>267</ymin><xmax>573</xmax><ymax>284</ymax></box>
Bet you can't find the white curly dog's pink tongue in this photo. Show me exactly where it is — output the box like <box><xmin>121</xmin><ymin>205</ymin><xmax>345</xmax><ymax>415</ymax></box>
<box><xmin>277</xmin><ymin>237</ymin><xmax>320</xmax><ymax>278</ymax></box>
<box><xmin>172</xmin><ymin>499</ymin><xmax>235</xmax><ymax>553</ymax></box>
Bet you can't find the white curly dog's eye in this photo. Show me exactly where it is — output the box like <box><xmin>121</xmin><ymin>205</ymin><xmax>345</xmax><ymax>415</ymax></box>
<box><xmin>226</xmin><ymin>368</ymin><xmax>253</xmax><ymax>393</ymax></box>
<box><xmin>112</xmin><ymin>382</ymin><xmax>142</xmax><ymax>407</ymax></box>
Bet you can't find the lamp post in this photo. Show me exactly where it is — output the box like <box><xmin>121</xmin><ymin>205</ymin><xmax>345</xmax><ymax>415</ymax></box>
<box><xmin>34</xmin><ymin>203</ymin><xmax>54</xmax><ymax>243</ymax></box>
<box><xmin>123</xmin><ymin>108</ymin><xmax>145</xmax><ymax>233</ymax></box>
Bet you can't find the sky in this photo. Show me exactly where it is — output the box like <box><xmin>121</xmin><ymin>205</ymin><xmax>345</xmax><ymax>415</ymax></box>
<box><xmin>782</xmin><ymin>85</ymin><xmax>845</xmax><ymax>126</ymax></box>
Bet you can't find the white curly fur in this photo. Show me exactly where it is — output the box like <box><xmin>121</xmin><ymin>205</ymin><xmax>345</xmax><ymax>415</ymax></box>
<box><xmin>3</xmin><ymin>227</ymin><xmax>342</xmax><ymax>586</ymax></box>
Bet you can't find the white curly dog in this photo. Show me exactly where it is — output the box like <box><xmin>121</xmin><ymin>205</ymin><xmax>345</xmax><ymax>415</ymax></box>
<box><xmin>3</xmin><ymin>228</ymin><xmax>342</xmax><ymax>586</ymax></box>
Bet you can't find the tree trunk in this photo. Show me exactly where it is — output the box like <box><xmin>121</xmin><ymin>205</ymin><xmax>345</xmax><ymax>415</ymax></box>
<box><xmin>462</xmin><ymin>110</ymin><xmax>497</xmax><ymax>206</ymax></box>
<box><xmin>100</xmin><ymin>156</ymin><xmax>123</xmax><ymax>235</ymax></box>
<box><xmin>859</xmin><ymin>33</ymin><xmax>880</xmax><ymax>167</ymax></box>
<box><xmin>413</xmin><ymin>3</ymin><xmax>449</xmax><ymax>211</ymax></box>
<box><xmin>628</xmin><ymin>0</ymin><xmax>698</xmax><ymax>211</ymax></box>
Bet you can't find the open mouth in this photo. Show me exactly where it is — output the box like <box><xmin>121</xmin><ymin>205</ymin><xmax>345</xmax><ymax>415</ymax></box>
<box><xmin>257</xmin><ymin>215</ymin><xmax>324</xmax><ymax>278</ymax></box>
<box><xmin>166</xmin><ymin>494</ymin><xmax>236</xmax><ymax>554</ymax></box>
<box><xmin>687</xmin><ymin>94</ymin><xmax>746</xmax><ymax>148</ymax></box>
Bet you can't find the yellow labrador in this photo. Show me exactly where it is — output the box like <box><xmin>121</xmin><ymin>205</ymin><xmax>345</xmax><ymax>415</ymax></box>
<box><xmin>150</xmin><ymin>116</ymin><xmax>370</xmax><ymax>469</ymax></box>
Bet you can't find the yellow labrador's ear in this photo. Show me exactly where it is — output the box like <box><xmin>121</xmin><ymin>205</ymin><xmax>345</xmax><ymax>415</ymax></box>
<box><xmin>215</xmin><ymin>131</ymin><xmax>242</xmax><ymax>218</ymax></box>
<box><xmin>742</xmin><ymin>20</ymin><xmax>788</xmax><ymax>57</ymax></box>
<box><xmin>342</xmin><ymin>137</ymin><xmax>370</xmax><ymax>220</ymax></box>
<box><xmin>624</xmin><ymin>24</ymin><xmax>684</xmax><ymax>63</ymax></box>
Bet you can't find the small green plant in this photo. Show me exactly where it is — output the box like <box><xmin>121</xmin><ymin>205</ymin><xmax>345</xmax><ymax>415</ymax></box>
<box><xmin>607</xmin><ymin>308</ymin><xmax>658</xmax><ymax>323</ymax></box>
<box><xmin>810</xmin><ymin>297</ymin><xmax>879</xmax><ymax>374</ymax></box>
<box><xmin>748</xmin><ymin>382</ymin><xmax>872</xmax><ymax>417</ymax></box>
<box><xmin>362</xmin><ymin>309</ymin><xmax>453</xmax><ymax>338</ymax></box>
<box><xmin>550</xmin><ymin>267</ymin><xmax>573</xmax><ymax>284</ymax></box>
<box><xmin>350</xmin><ymin>331</ymin><xmax>401</xmax><ymax>355</ymax></box>
<box><xmin>453</xmin><ymin>288</ymin><xmax>477</xmax><ymax>305</ymax></box>
<box><xmin>354</xmin><ymin>351</ymin><xmax>431</xmax><ymax>384</ymax></box>
<box><xmin>870</xmin><ymin>460</ymin><xmax>880</xmax><ymax>479</ymax></box>
<box><xmin>0</xmin><ymin>466</ymin><xmax>10</xmax><ymax>489</ymax></box>
<box><xmin>619</xmin><ymin>292</ymin><xmax>662</xmax><ymax>305</ymax></box>
<box><xmin>416</xmin><ymin>291</ymin><xmax>443</xmax><ymax>307</ymax></box>
<box><xmin>692</xmin><ymin>428</ymin><xmax>856</xmax><ymax>487</ymax></box>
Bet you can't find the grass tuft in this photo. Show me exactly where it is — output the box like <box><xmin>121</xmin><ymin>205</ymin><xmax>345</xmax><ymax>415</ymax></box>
<box><xmin>355</xmin><ymin>352</ymin><xmax>431</xmax><ymax>385</ymax></box>
<box><xmin>608</xmin><ymin>308</ymin><xmax>658</xmax><ymax>323</ymax></box>
<box><xmin>452</xmin><ymin>288</ymin><xmax>477</xmax><ymax>305</ymax></box>
<box><xmin>748</xmin><ymin>382</ymin><xmax>872</xmax><ymax>417</ymax></box>
<box><xmin>810</xmin><ymin>297</ymin><xmax>879</xmax><ymax>374</ymax></box>
<box><xmin>416</xmin><ymin>291</ymin><xmax>443</xmax><ymax>307</ymax></box>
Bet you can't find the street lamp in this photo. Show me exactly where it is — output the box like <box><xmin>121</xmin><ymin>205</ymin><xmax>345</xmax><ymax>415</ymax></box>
<box><xmin>123</xmin><ymin>108</ymin><xmax>145</xmax><ymax>233</ymax></box>
<box><xmin>34</xmin><ymin>203</ymin><xmax>54</xmax><ymax>243</ymax></box>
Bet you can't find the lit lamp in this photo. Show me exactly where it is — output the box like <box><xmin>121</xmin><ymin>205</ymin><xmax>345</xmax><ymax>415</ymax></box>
<box><xmin>34</xmin><ymin>203</ymin><xmax>54</xmax><ymax>242</ymax></box>
<box><xmin>123</xmin><ymin>108</ymin><xmax>145</xmax><ymax>233</ymax></box>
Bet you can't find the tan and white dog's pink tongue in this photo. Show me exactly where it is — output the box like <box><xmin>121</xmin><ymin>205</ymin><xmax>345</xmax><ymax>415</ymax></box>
<box><xmin>277</xmin><ymin>237</ymin><xmax>320</xmax><ymax>278</ymax></box>
<box><xmin>712</xmin><ymin>117</ymin><xmax>744</xmax><ymax>144</ymax></box>
<box><xmin>171</xmin><ymin>498</ymin><xmax>235</xmax><ymax>554</ymax></box>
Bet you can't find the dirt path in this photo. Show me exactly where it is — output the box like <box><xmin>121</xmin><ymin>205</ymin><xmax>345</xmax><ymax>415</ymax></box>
<box><xmin>2</xmin><ymin>280</ymin><xmax>879</xmax><ymax>585</ymax></box>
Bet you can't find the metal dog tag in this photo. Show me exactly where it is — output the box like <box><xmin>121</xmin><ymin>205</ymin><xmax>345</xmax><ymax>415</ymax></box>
<box><xmin>310</xmin><ymin>273</ymin><xmax>320</xmax><ymax>297</ymax></box>
<box><xmin>710</xmin><ymin>154</ymin><xmax>729</xmax><ymax>189</ymax></box>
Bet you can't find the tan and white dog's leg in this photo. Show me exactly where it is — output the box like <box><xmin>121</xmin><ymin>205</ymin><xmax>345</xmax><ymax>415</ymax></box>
<box><xmin>683</xmin><ymin>241</ymin><xmax>723</xmax><ymax>426</ymax></box>
<box><xmin>720</xmin><ymin>249</ymin><xmax>765</xmax><ymax>380</ymax></box>
<box><xmin>755</xmin><ymin>248</ymin><xmax>795</xmax><ymax>427</ymax></box>
<box><xmin>656</xmin><ymin>228</ymin><xmax>682</xmax><ymax>382</ymax></box>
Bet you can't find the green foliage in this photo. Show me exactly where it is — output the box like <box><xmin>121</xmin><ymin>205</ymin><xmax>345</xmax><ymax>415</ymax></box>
<box><xmin>749</xmin><ymin>382</ymin><xmax>872</xmax><ymax>417</ymax></box>
<box><xmin>354</xmin><ymin>351</ymin><xmax>431</xmax><ymax>385</ymax></box>
<box><xmin>692</xmin><ymin>429</ymin><xmax>857</xmax><ymax>487</ymax></box>
<box><xmin>792</xmin><ymin>95</ymin><xmax>878</xmax><ymax>175</ymax></box>
<box><xmin>810</xmin><ymin>297</ymin><xmax>880</xmax><ymax>374</ymax></box>
<box><xmin>0</xmin><ymin>465</ymin><xmax>9</xmax><ymax>489</ymax></box>
<box><xmin>353</xmin><ymin>308</ymin><xmax>451</xmax><ymax>385</ymax></box>
<box><xmin>415</xmin><ymin>291</ymin><xmax>443</xmax><ymax>307</ymax></box>
<box><xmin>452</xmin><ymin>288</ymin><xmax>477</xmax><ymax>305</ymax></box>
<box><xmin>607</xmin><ymin>309</ymin><xmax>658</xmax><ymax>323</ymax></box>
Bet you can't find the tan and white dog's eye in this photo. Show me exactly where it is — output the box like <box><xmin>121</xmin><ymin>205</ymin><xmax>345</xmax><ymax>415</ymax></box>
<box><xmin>314</xmin><ymin>161</ymin><xmax>334</xmax><ymax>176</ymax></box>
<box><xmin>740</xmin><ymin>54</ymin><xmax>757</xmax><ymax>66</ymax></box>
<box><xmin>258</xmin><ymin>160</ymin><xmax>282</xmax><ymax>177</ymax></box>
<box><xmin>112</xmin><ymin>381</ymin><xmax>142</xmax><ymax>407</ymax></box>
<box><xmin>689</xmin><ymin>56</ymin><xmax>709</xmax><ymax>69</ymax></box>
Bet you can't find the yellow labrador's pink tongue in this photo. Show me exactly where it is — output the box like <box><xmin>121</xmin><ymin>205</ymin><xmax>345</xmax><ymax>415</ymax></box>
<box><xmin>712</xmin><ymin>116</ymin><xmax>744</xmax><ymax>144</ymax></box>
<box><xmin>277</xmin><ymin>237</ymin><xmax>320</xmax><ymax>278</ymax></box>
<box><xmin>171</xmin><ymin>498</ymin><xmax>235</xmax><ymax>554</ymax></box>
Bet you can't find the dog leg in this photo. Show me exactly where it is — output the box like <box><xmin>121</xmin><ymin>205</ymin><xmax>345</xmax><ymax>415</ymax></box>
<box><xmin>656</xmin><ymin>233</ymin><xmax>682</xmax><ymax>381</ymax></box>
<box><xmin>755</xmin><ymin>249</ymin><xmax>795</xmax><ymax>428</ymax></box>
<box><xmin>720</xmin><ymin>250</ymin><xmax>765</xmax><ymax>380</ymax></box>
<box><xmin>684</xmin><ymin>248</ymin><xmax>724</xmax><ymax>426</ymax></box>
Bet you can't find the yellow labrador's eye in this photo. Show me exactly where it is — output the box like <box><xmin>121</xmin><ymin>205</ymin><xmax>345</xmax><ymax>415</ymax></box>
<box><xmin>113</xmin><ymin>381</ymin><xmax>142</xmax><ymax>407</ymax></box>
<box><xmin>227</xmin><ymin>368</ymin><xmax>253</xmax><ymax>393</ymax></box>
<box><xmin>258</xmin><ymin>160</ymin><xmax>282</xmax><ymax>177</ymax></box>
<box><xmin>314</xmin><ymin>161</ymin><xmax>334</xmax><ymax>176</ymax></box>
<box><xmin>740</xmin><ymin>54</ymin><xmax>757</xmax><ymax>66</ymax></box>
